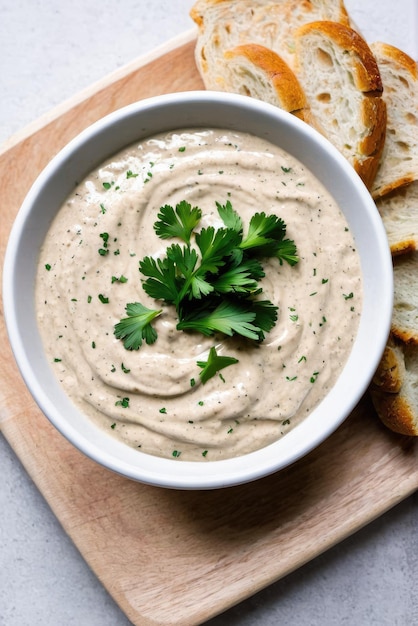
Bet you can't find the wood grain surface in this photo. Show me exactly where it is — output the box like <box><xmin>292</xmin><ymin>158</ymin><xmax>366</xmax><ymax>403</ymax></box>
<box><xmin>1</xmin><ymin>30</ymin><xmax>417</xmax><ymax>626</ymax></box>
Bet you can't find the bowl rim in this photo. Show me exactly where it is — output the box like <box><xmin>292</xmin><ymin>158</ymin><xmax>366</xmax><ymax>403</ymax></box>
<box><xmin>2</xmin><ymin>90</ymin><xmax>393</xmax><ymax>489</ymax></box>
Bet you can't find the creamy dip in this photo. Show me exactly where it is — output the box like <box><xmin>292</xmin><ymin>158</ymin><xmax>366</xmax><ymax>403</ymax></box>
<box><xmin>36</xmin><ymin>128</ymin><xmax>362</xmax><ymax>461</ymax></box>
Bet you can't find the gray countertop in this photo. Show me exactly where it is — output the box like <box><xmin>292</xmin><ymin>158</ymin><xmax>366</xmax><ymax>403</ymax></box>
<box><xmin>1</xmin><ymin>1</ymin><xmax>417</xmax><ymax>625</ymax></box>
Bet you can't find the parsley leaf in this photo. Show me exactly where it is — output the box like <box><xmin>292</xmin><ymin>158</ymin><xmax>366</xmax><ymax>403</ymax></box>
<box><xmin>212</xmin><ymin>259</ymin><xmax>264</xmax><ymax>294</ymax></box>
<box><xmin>197</xmin><ymin>346</ymin><xmax>239</xmax><ymax>384</ymax></box>
<box><xmin>166</xmin><ymin>243</ymin><xmax>213</xmax><ymax>301</ymax></box>
<box><xmin>177</xmin><ymin>299</ymin><xmax>277</xmax><ymax>341</ymax></box>
<box><xmin>154</xmin><ymin>200</ymin><xmax>202</xmax><ymax>244</ymax></box>
<box><xmin>216</xmin><ymin>200</ymin><xmax>243</xmax><ymax>233</ymax></box>
<box><xmin>139</xmin><ymin>254</ymin><xmax>183</xmax><ymax>304</ymax></box>
<box><xmin>241</xmin><ymin>212</ymin><xmax>286</xmax><ymax>250</ymax></box>
<box><xmin>195</xmin><ymin>226</ymin><xmax>241</xmax><ymax>272</ymax></box>
<box><xmin>240</xmin><ymin>212</ymin><xmax>299</xmax><ymax>264</ymax></box>
<box><xmin>249</xmin><ymin>299</ymin><xmax>279</xmax><ymax>339</ymax></box>
<box><xmin>275</xmin><ymin>238</ymin><xmax>299</xmax><ymax>266</ymax></box>
<box><xmin>114</xmin><ymin>302</ymin><xmax>161</xmax><ymax>350</ymax></box>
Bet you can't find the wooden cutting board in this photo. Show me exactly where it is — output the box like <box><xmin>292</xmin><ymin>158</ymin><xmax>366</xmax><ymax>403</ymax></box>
<box><xmin>1</xmin><ymin>30</ymin><xmax>417</xmax><ymax>626</ymax></box>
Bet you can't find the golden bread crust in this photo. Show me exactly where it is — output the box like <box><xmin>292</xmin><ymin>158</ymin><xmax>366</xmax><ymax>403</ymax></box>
<box><xmin>370</xmin><ymin>42</ymin><xmax>418</xmax><ymax>199</ymax></box>
<box><xmin>372</xmin><ymin>42</ymin><xmax>417</xmax><ymax>79</ymax></box>
<box><xmin>224</xmin><ymin>44</ymin><xmax>308</xmax><ymax>114</ymax></box>
<box><xmin>354</xmin><ymin>96</ymin><xmax>387</xmax><ymax>188</ymax></box>
<box><xmin>370</xmin><ymin>389</ymin><xmax>418</xmax><ymax>436</ymax></box>
<box><xmin>295</xmin><ymin>21</ymin><xmax>383</xmax><ymax>93</ymax></box>
<box><xmin>370</xmin><ymin>336</ymin><xmax>418</xmax><ymax>437</ymax></box>
<box><xmin>371</xmin><ymin>337</ymin><xmax>404</xmax><ymax>394</ymax></box>
<box><xmin>293</xmin><ymin>21</ymin><xmax>386</xmax><ymax>189</ymax></box>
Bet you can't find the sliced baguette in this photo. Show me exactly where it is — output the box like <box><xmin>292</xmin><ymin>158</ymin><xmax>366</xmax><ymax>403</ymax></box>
<box><xmin>371</xmin><ymin>335</ymin><xmax>405</xmax><ymax>394</ymax></box>
<box><xmin>376</xmin><ymin>180</ymin><xmax>418</xmax><ymax>256</ymax></box>
<box><xmin>222</xmin><ymin>43</ymin><xmax>309</xmax><ymax>120</ymax></box>
<box><xmin>190</xmin><ymin>0</ymin><xmax>351</xmax><ymax>90</ymax></box>
<box><xmin>370</xmin><ymin>337</ymin><xmax>418</xmax><ymax>436</ymax></box>
<box><xmin>370</xmin><ymin>42</ymin><xmax>418</xmax><ymax>199</ymax></box>
<box><xmin>391</xmin><ymin>252</ymin><xmax>418</xmax><ymax>345</ymax></box>
<box><xmin>293</xmin><ymin>21</ymin><xmax>386</xmax><ymax>190</ymax></box>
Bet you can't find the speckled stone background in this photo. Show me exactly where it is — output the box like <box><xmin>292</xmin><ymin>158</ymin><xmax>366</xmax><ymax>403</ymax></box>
<box><xmin>1</xmin><ymin>1</ymin><xmax>417</xmax><ymax>624</ymax></box>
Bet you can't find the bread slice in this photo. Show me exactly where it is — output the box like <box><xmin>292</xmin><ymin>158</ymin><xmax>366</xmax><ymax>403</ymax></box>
<box><xmin>222</xmin><ymin>43</ymin><xmax>309</xmax><ymax>120</ymax></box>
<box><xmin>190</xmin><ymin>0</ymin><xmax>351</xmax><ymax>90</ymax></box>
<box><xmin>370</xmin><ymin>337</ymin><xmax>418</xmax><ymax>436</ymax></box>
<box><xmin>391</xmin><ymin>251</ymin><xmax>418</xmax><ymax>345</ymax></box>
<box><xmin>370</xmin><ymin>43</ymin><xmax>418</xmax><ymax>199</ymax></box>
<box><xmin>376</xmin><ymin>180</ymin><xmax>418</xmax><ymax>256</ymax></box>
<box><xmin>371</xmin><ymin>334</ymin><xmax>406</xmax><ymax>394</ymax></box>
<box><xmin>293</xmin><ymin>21</ymin><xmax>386</xmax><ymax>190</ymax></box>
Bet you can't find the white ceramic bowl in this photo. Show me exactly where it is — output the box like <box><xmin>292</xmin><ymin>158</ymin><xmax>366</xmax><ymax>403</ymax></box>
<box><xmin>3</xmin><ymin>91</ymin><xmax>393</xmax><ymax>490</ymax></box>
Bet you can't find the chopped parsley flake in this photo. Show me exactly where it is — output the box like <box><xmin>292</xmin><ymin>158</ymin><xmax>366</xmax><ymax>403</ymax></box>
<box><xmin>111</xmin><ymin>275</ymin><xmax>128</xmax><ymax>284</ymax></box>
<box><xmin>115</xmin><ymin>397</ymin><xmax>130</xmax><ymax>408</ymax></box>
<box><xmin>126</xmin><ymin>170</ymin><xmax>139</xmax><ymax>178</ymax></box>
<box><xmin>98</xmin><ymin>232</ymin><xmax>110</xmax><ymax>256</ymax></box>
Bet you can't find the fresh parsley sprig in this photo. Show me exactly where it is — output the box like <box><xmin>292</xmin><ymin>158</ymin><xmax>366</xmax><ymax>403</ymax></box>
<box><xmin>113</xmin><ymin>199</ymin><xmax>298</xmax><ymax>382</ymax></box>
